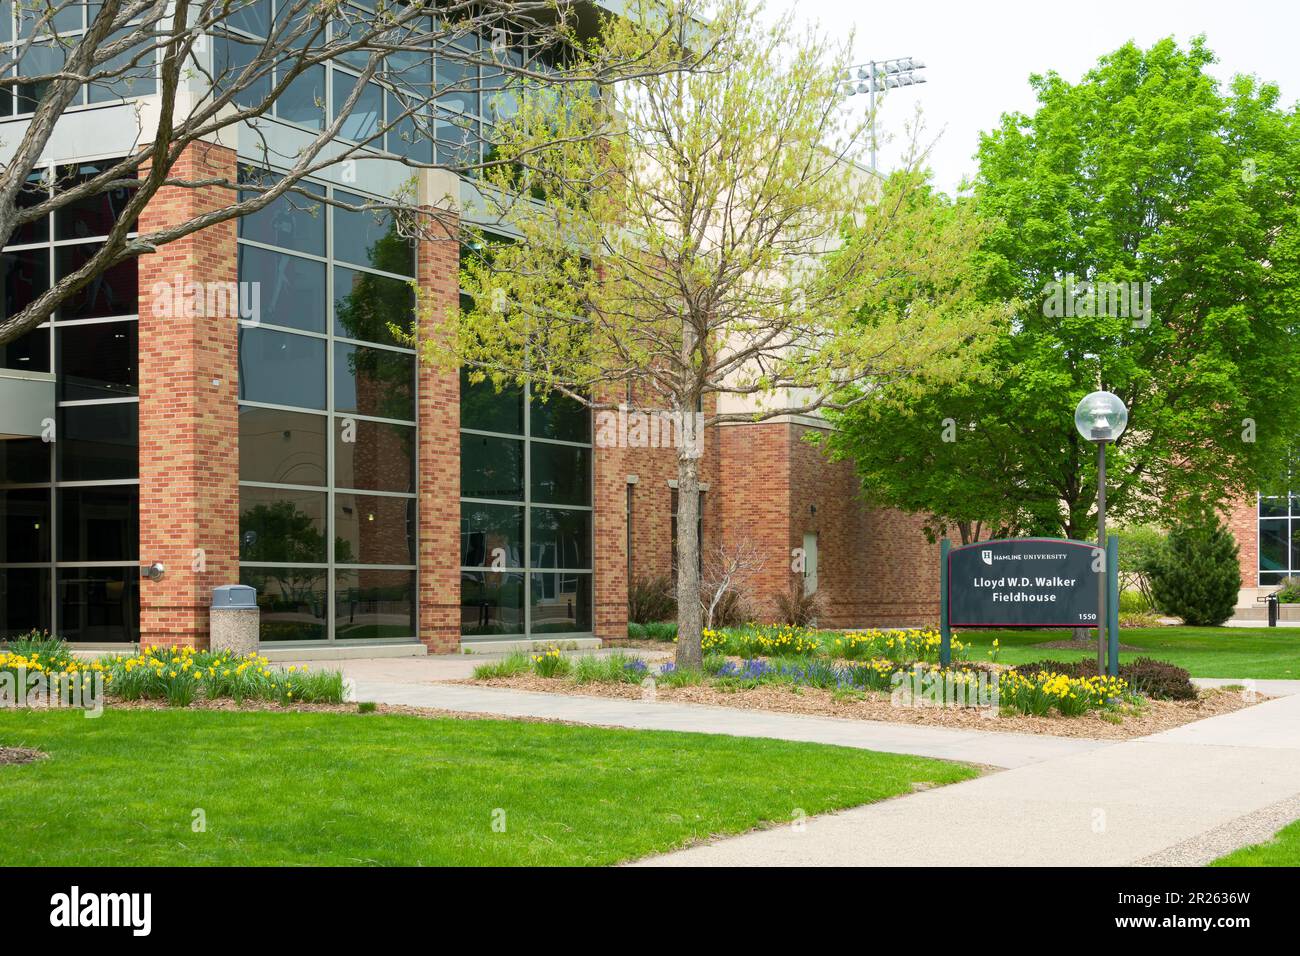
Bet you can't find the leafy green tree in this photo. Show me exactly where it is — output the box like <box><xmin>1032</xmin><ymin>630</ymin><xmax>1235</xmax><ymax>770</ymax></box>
<box><xmin>419</xmin><ymin>0</ymin><xmax>1002</xmax><ymax>665</ymax></box>
<box><xmin>1148</xmin><ymin>514</ymin><xmax>1241</xmax><ymax>626</ymax></box>
<box><xmin>1115</xmin><ymin>524</ymin><xmax>1166</xmax><ymax>608</ymax></box>
<box><xmin>830</xmin><ymin>37</ymin><xmax>1300</xmax><ymax>543</ymax></box>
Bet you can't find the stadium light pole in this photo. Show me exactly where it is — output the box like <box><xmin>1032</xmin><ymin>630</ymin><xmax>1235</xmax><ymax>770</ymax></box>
<box><xmin>837</xmin><ymin>57</ymin><xmax>928</xmax><ymax>174</ymax></box>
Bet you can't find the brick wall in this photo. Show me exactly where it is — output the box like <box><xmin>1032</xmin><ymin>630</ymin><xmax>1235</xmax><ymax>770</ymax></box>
<box><xmin>1223</xmin><ymin>493</ymin><xmax>1258</xmax><ymax>589</ymax></box>
<box><xmin>415</xmin><ymin>212</ymin><xmax>461</xmax><ymax>652</ymax></box>
<box><xmin>137</xmin><ymin>141</ymin><xmax>240</xmax><ymax>648</ymax></box>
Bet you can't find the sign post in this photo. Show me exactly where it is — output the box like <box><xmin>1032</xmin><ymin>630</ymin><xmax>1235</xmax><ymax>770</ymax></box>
<box><xmin>1106</xmin><ymin>533</ymin><xmax>1120</xmax><ymax>676</ymax></box>
<box><xmin>939</xmin><ymin>538</ymin><xmax>951</xmax><ymax>667</ymax></box>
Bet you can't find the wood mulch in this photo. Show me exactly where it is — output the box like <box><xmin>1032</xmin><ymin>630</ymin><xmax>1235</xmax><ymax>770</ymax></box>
<box><xmin>0</xmin><ymin>746</ymin><xmax>47</xmax><ymax>765</ymax></box>
<box><xmin>460</xmin><ymin>675</ymin><xmax>1263</xmax><ymax>740</ymax></box>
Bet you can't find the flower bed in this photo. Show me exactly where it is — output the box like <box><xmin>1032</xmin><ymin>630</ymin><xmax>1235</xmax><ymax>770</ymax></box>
<box><xmin>0</xmin><ymin>632</ymin><xmax>344</xmax><ymax>708</ymax></box>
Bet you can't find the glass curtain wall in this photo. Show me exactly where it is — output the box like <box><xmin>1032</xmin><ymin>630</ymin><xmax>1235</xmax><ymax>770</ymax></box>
<box><xmin>236</xmin><ymin>168</ymin><xmax>418</xmax><ymax>643</ymax></box>
<box><xmin>0</xmin><ymin>159</ymin><xmax>141</xmax><ymax>642</ymax></box>
<box><xmin>1258</xmin><ymin>493</ymin><xmax>1300</xmax><ymax>585</ymax></box>
<box><xmin>460</xmin><ymin>370</ymin><xmax>593</xmax><ymax>639</ymax></box>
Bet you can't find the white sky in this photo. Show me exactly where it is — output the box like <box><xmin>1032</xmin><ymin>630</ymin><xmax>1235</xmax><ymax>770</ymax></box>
<box><xmin>784</xmin><ymin>0</ymin><xmax>1300</xmax><ymax>194</ymax></box>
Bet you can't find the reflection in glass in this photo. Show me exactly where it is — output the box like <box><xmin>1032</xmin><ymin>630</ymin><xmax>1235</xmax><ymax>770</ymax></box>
<box><xmin>238</xmin><ymin>327</ymin><xmax>326</xmax><ymax>410</ymax></box>
<box><xmin>334</xmin><ymin>569</ymin><xmax>416</xmax><ymax>640</ymax></box>
<box><xmin>239</xmin><ymin>487</ymin><xmax>328</xmax><ymax>563</ymax></box>
<box><xmin>531</xmin><ymin>442</ymin><xmax>590</xmax><ymax>506</ymax></box>
<box><xmin>237</xmin><ymin>169</ymin><xmax>325</xmax><ymax>255</ymax></box>
<box><xmin>334</xmin><ymin>493</ymin><xmax>415</xmax><ymax>566</ymax></box>
<box><xmin>530</xmin><ymin>571</ymin><xmax>592</xmax><ymax>634</ymax></box>
<box><xmin>0</xmin><ymin>488</ymin><xmax>51</xmax><ymax>563</ymax></box>
<box><xmin>530</xmin><ymin>508</ymin><xmax>591</xmax><ymax>569</ymax></box>
<box><xmin>278</xmin><ymin>63</ymin><xmax>325</xmax><ymax>129</ymax></box>
<box><xmin>54</xmin><ymin>161</ymin><xmax>137</xmax><ymax>239</ymax></box>
<box><xmin>238</xmin><ymin>245</ymin><xmax>326</xmax><ymax>333</ymax></box>
<box><xmin>530</xmin><ymin>388</ymin><xmax>591</xmax><ymax>443</ymax></box>
<box><xmin>333</xmin><ymin>342</ymin><xmax>414</xmax><ymax>421</ymax></box>
<box><xmin>0</xmin><ymin>438</ymin><xmax>50</xmax><ymax>484</ymax></box>
<box><xmin>57</xmin><ymin>321</ymin><xmax>138</xmax><ymax>400</ymax></box>
<box><xmin>57</xmin><ymin>567</ymin><xmax>139</xmax><ymax>643</ymax></box>
<box><xmin>333</xmin><ymin>194</ymin><xmax>415</xmax><ymax>275</ymax></box>
<box><xmin>1260</xmin><ymin>519</ymin><xmax>1287</xmax><ymax>574</ymax></box>
<box><xmin>2</xmin><ymin>248</ymin><xmax>51</xmax><ymax>325</ymax></box>
<box><xmin>58</xmin><ymin>403</ymin><xmax>138</xmax><ymax>481</ymax></box>
<box><xmin>238</xmin><ymin>407</ymin><xmax>327</xmax><ymax>486</ymax></box>
<box><xmin>461</xmin><ymin>571</ymin><xmax>524</xmax><ymax>636</ymax></box>
<box><xmin>58</xmin><ymin>486</ymin><xmax>139</xmax><ymax>562</ymax></box>
<box><xmin>460</xmin><ymin>368</ymin><xmax>523</xmax><ymax>434</ymax></box>
<box><xmin>55</xmin><ymin>244</ymin><xmax>138</xmax><ymax>319</ymax></box>
<box><xmin>334</xmin><ymin>417</ymin><xmax>414</xmax><ymax>493</ymax></box>
<box><xmin>241</xmin><ymin>566</ymin><xmax>327</xmax><ymax>642</ymax></box>
<box><xmin>1</xmin><ymin>567</ymin><xmax>51</xmax><ymax>639</ymax></box>
<box><xmin>333</xmin><ymin>266</ymin><xmax>413</xmax><ymax>346</ymax></box>
<box><xmin>461</xmin><ymin>502</ymin><xmax>524</xmax><ymax>568</ymax></box>
<box><xmin>461</xmin><ymin>434</ymin><xmax>524</xmax><ymax>501</ymax></box>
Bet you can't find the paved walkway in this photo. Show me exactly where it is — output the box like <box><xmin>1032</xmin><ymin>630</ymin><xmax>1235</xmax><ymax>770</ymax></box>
<box><xmin>288</xmin><ymin>655</ymin><xmax>1300</xmax><ymax>866</ymax></box>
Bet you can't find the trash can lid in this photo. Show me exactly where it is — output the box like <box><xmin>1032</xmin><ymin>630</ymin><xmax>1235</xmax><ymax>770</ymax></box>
<box><xmin>212</xmin><ymin>584</ymin><xmax>258</xmax><ymax>609</ymax></box>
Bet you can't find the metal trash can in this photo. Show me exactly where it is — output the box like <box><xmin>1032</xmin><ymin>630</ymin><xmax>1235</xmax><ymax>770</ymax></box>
<box><xmin>211</xmin><ymin>585</ymin><xmax>260</xmax><ymax>655</ymax></box>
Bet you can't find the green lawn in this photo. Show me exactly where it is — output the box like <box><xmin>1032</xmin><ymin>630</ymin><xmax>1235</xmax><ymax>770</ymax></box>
<box><xmin>0</xmin><ymin>708</ymin><xmax>976</xmax><ymax>866</ymax></box>
<box><xmin>954</xmin><ymin>627</ymin><xmax>1300</xmax><ymax>679</ymax></box>
<box><xmin>1212</xmin><ymin>818</ymin><xmax>1300</xmax><ymax>866</ymax></box>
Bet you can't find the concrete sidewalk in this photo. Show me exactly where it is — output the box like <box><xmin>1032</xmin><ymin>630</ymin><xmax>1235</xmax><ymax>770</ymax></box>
<box><xmin>349</xmin><ymin>678</ymin><xmax>1109</xmax><ymax>769</ymax></box>
<box><xmin>634</xmin><ymin>693</ymin><xmax>1300</xmax><ymax>866</ymax></box>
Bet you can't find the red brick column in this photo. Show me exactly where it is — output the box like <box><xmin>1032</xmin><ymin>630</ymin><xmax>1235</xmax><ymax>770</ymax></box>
<box><xmin>136</xmin><ymin>141</ymin><xmax>240</xmax><ymax>648</ymax></box>
<box><xmin>593</xmin><ymin>391</ymin><xmax>629</xmax><ymax>640</ymax></box>
<box><xmin>415</xmin><ymin>212</ymin><xmax>462</xmax><ymax>653</ymax></box>
<box><xmin>1224</xmin><ymin>494</ymin><xmax>1258</xmax><ymax>589</ymax></box>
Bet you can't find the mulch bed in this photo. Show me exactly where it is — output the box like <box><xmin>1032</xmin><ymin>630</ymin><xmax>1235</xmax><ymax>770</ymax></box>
<box><xmin>1035</xmin><ymin>638</ymin><xmax>1142</xmax><ymax>652</ymax></box>
<box><xmin>460</xmin><ymin>675</ymin><xmax>1263</xmax><ymax>740</ymax></box>
<box><xmin>0</xmin><ymin>746</ymin><xmax>47</xmax><ymax>766</ymax></box>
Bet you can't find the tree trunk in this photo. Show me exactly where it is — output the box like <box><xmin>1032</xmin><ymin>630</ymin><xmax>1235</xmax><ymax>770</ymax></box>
<box><xmin>675</xmin><ymin>448</ymin><xmax>703</xmax><ymax>668</ymax></box>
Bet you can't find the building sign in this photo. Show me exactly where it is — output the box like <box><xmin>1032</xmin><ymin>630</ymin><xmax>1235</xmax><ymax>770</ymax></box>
<box><xmin>946</xmin><ymin>538</ymin><xmax>1099</xmax><ymax>628</ymax></box>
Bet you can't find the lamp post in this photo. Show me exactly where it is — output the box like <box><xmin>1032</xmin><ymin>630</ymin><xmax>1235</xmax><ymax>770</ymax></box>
<box><xmin>837</xmin><ymin>57</ymin><xmax>928</xmax><ymax>174</ymax></box>
<box><xmin>1074</xmin><ymin>391</ymin><xmax>1129</xmax><ymax>673</ymax></box>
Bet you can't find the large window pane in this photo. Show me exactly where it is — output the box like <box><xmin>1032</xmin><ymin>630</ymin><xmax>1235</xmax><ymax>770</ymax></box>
<box><xmin>57</xmin><ymin>321</ymin><xmax>138</xmax><ymax>400</ymax></box>
<box><xmin>0</xmin><ymin>488</ymin><xmax>51</xmax><ymax>563</ymax></box>
<box><xmin>238</xmin><ymin>406</ymin><xmax>327</xmax><ymax>486</ymax></box>
<box><xmin>18</xmin><ymin>43</ymin><xmax>70</xmax><ymax>113</ymax></box>
<box><xmin>225</xmin><ymin>0</ymin><xmax>270</xmax><ymax>37</ymax></box>
<box><xmin>277</xmin><ymin>63</ymin><xmax>325</xmax><ymax>130</ymax></box>
<box><xmin>334</xmin><ymin>492</ymin><xmax>415</xmax><ymax>566</ymax></box>
<box><xmin>334</xmin><ymin>73</ymin><xmax>382</xmax><ymax>143</ymax></box>
<box><xmin>461</xmin><ymin>502</ymin><xmax>524</xmax><ymax>568</ymax></box>
<box><xmin>461</xmin><ymin>434</ymin><xmax>523</xmax><ymax>501</ymax></box>
<box><xmin>0</xmin><ymin>325</ymin><xmax>50</xmax><ymax>373</ymax></box>
<box><xmin>0</xmin><ymin>438</ymin><xmax>50</xmax><ymax>484</ymax></box>
<box><xmin>334</xmin><ymin>194</ymin><xmax>414</xmax><ymax>275</ymax></box>
<box><xmin>1</xmin><ymin>567</ymin><xmax>51</xmax><ymax>640</ymax></box>
<box><xmin>461</xmin><ymin>570</ymin><xmax>523</xmax><ymax>636</ymax></box>
<box><xmin>335</xmin><ymin>417</ymin><xmax>414</xmax><ymax>493</ymax></box>
<box><xmin>55</xmin><ymin>161</ymin><xmax>137</xmax><ymax>240</ymax></box>
<box><xmin>57</xmin><ymin>567</ymin><xmax>139</xmax><ymax>643</ymax></box>
<box><xmin>58</xmin><ymin>403</ymin><xmax>138</xmax><ymax>481</ymax></box>
<box><xmin>58</xmin><ymin>486</ymin><xmax>139</xmax><ymax>562</ymax></box>
<box><xmin>530</xmin><ymin>442</ymin><xmax>590</xmax><ymax>506</ymax></box>
<box><xmin>241</xmin><ymin>566</ymin><xmax>327</xmax><ymax>642</ymax></box>
<box><xmin>530</xmin><ymin>507</ymin><xmax>591</xmax><ymax>570</ymax></box>
<box><xmin>1260</xmin><ymin>519</ymin><xmax>1288</xmax><ymax>574</ymax></box>
<box><xmin>237</xmin><ymin>170</ymin><xmax>325</xmax><ymax>255</ymax></box>
<box><xmin>530</xmin><ymin>571</ymin><xmax>592</xmax><ymax>634</ymax></box>
<box><xmin>238</xmin><ymin>327</ymin><xmax>326</xmax><ymax>410</ymax></box>
<box><xmin>238</xmin><ymin>245</ymin><xmax>326</xmax><ymax>333</ymax></box>
<box><xmin>530</xmin><ymin>389</ymin><xmax>590</xmax><ymax>443</ymax></box>
<box><xmin>239</xmin><ymin>487</ymin><xmax>327</xmax><ymax>563</ymax></box>
<box><xmin>333</xmin><ymin>342</ymin><xmax>414</xmax><ymax>421</ymax></box>
<box><xmin>88</xmin><ymin>29</ymin><xmax>157</xmax><ymax>104</ymax></box>
<box><xmin>213</xmin><ymin>35</ymin><xmax>272</xmax><ymax>111</ymax></box>
<box><xmin>1261</xmin><ymin>496</ymin><xmax>1288</xmax><ymax>518</ymax></box>
<box><xmin>333</xmin><ymin>266</ymin><xmax>414</xmax><ymax>346</ymax></box>
<box><xmin>335</xmin><ymin>569</ymin><xmax>416</xmax><ymax>640</ymax></box>
<box><xmin>55</xmin><ymin>244</ymin><xmax>137</xmax><ymax>319</ymax></box>
<box><xmin>386</xmin><ymin>93</ymin><xmax>434</xmax><ymax>164</ymax></box>
<box><xmin>2</xmin><ymin>248</ymin><xmax>51</xmax><ymax>324</ymax></box>
<box><xmin>460</xmin><ymin>368</ymin><xmax>523</xmax><ymax>434</ymax></box>
<box><xmin>11</xmin><ymin>175</ymin><xmax>50</xmax><ymax>245</ymax></box>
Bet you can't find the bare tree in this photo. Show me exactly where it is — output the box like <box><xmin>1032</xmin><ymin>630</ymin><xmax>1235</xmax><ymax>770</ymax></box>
<box><xmin>0</xmin><ymin>0</ymin><xmax>697</xmax><ymax>345</ymax></box>
<box><xmin>699</xmin><ymin>536</ymin><xmax>763</xmax><ymax>629</ymax></box>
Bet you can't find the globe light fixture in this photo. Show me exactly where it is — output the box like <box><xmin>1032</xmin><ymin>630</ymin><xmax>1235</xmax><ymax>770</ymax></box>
<box><xmin>1074</xmin><ymin>390</ymin><xmax>1129</xmax><ymax>442</ymax></box>
<box><xmin>1073</xmin><ymin>390</ymin><xmax>1128</xmax><ymax>676</ymax></box>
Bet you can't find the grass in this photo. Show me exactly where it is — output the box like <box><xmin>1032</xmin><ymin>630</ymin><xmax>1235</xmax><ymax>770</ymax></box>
<box><xmin>0</xmin><ymin>709</ymin><xmax>976</xmax><ymax>866</ymax></box>
<box><xmin>1211</xmin><ymin>818</ymin><xmax>1300</xmax><ymax>867</ymax></box>
<box><xmin>958</xmin><ymin>627</ymin><xmax>1300</xmax><ymax>679</ymax></box>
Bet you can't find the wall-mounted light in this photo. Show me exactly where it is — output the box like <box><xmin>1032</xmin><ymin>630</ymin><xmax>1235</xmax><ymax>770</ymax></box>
<box><xmin>142</xmin><ymin>561</ymin><xmax>165</xmax><ymax>582</ymax></box>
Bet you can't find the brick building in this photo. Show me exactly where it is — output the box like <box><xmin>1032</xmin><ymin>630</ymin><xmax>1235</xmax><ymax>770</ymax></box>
<box><xmin>12</xmin><ymin>6</ymin><xmax>1275</xmax><ymax>654</ymax></box>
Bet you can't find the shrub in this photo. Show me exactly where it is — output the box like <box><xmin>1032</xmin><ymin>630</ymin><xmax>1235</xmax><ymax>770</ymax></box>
<box><xmin>1148</xmin><ymin>515</ymin><xmax>1240</xmax><ymax>626</ymax></box>
<box><xmin>573</xmin><ymin>653</ymin><xmax>646</xmax><ymax>685</ymax></box>
<box><xmin>709</xmin><ymin>588</ymin><xmax>750</xmax><ymax>628</ymax></box>
<box><xmin>357</xmin><ymin>701</ymin><xmax>378</xmax><ymax>714</ymax></box>
<box><xmin>1116</xmin><ymin>524</ymin><xmax>1166</xmax><ymax>609</ymax></box>
<box><xmin>772</xmin><ymin>577</ymin><xmax>824</xmax><ymax>627</ymax></box>
<box><xmin>629</xmin><ymin>576</ymin><xmax>676</xmax><ymax>624</ymax></box>
<box><xmin>1118</xmin><ymin>611</ymin><xmax>1163</xmax><ymax>628</ymax></box>
<box><xmin>643</xmin><ymin>621</ymin><xmax>678</xmax><ymax>641</ymax></box>
<box><xmin>1121</xmin><ymin>657</ymin><xmax>1196</xmax><ymax>701</ymax></box>
<box><xmin>1118</xmin><ymin>589</ymin><xmax>1152</xmax><ymax>613</ymax></box>
<box><xmin>1276</xmin><ymin>576</ymin><xmax>1300</xmax><ymax>603</ymax></box>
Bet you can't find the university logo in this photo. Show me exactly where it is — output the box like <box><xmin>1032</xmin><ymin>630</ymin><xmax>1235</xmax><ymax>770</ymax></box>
<box><xmin>981</xmin><ymin>549</ymin><xmax>993</xmax><ymax>566</ymax></box>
